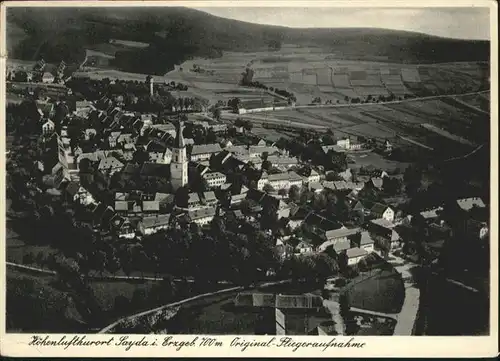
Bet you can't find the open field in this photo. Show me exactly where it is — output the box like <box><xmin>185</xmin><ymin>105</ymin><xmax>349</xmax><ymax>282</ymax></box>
<box><xmin>421</xmin><ymin>123</ymin><xmax>476</xmax><ymax>146</ymax></box>
<box><xmin>163</xmin><ymin>50</ymin><xmax>488</xmax><ymax>109</ymax></box>
<box><xmin>348</xmin><ymin>152</ymin><xmax>410</xmax><ymax>171</ymax></box>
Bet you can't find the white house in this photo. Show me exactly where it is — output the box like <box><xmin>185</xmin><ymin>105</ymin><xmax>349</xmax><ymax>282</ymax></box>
<box><xmin>189</xmin><ymin>207</ymin><xmax>216</xmax><ymax>226</ymax></box>
<box><xmin>295</xmin><ymin>241</ymin><xmax>314</xmax><ymax>255</ymax></box>
<box><xmin>65</xmin><ymin>182</ymin><xmax>96</xmax><ymax>206</ymax></box>
<box><xmin>346</xmin><ymin>247</ymin><xmax>368</xmax><ymax>265</ymax></box>
<box><xmin>359</xmin><ymin>231</ymin><xmax>375</xmax><ymax>252</ymax></box>
<box><xmin>268</xmin><ymin>172</ymin><xmax>291</xmax><ymax>190</ymax></box>
<box><xmin>307</xmin><ymin>170</ymin><xmax>320</xmax><ymax>183</ymax></box>
<box><xmin>138</xmin><ymin>214</ymin><xmax>171</xmax><ymax>236</ymax></box>
<box><xmin>258</xmin><ymin>172</ymin><xmax>269</xmax><ymax>190</ymax></box>
<box><xmin>203</xmin><ymin>172</ymin><xmax>227</xmax><ymax>188</ymax></box>
<box><xmin>370</xmin><ymin>203</ymin><xmax>395</xmax><ymax>222</ymax></box>
<box><xmin>42</xmin><ymin>119</ymin><xmax>55</xmax><ymax>135</ymax></box>
<box><xmin>190</xmin><ymin>143</ymin><xmax>222</xmax><ymax>162</ymax></box>
<box><xmin>288</xmin><ymin>171</ymin><xmax>304</xmax><ymax>188</ymax></box>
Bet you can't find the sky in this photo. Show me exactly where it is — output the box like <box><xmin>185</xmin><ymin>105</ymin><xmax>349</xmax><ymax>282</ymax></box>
<box><xmin>194</xmin><ymin>7</ymin><xmax>490</xmax><ymax>40</ymax></box>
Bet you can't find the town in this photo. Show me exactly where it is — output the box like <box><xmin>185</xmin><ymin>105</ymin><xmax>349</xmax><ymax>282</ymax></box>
<box><xmin>5</xmin><ymin>6</ymin><xmax>491</xmax><ymax>338</ymax></box>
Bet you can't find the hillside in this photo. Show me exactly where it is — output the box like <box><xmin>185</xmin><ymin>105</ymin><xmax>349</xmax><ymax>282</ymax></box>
<box><xmin>7</xmin><ymin>7</ymin><xmax>490</xmax><ymax>74</ymax></box>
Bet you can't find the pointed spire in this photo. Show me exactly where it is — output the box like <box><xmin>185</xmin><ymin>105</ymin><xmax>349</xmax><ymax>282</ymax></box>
<box><xmin>174</xmin><ymin>117</ymin><xmax>185</xmax><ymax>148</ymax></box>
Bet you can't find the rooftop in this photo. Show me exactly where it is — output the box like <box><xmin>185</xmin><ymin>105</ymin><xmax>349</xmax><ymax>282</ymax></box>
<box><xmin>325</xmin><ymin>227</ymin><xmax>360</xmax><ymax>240</ymax></box>
<box><xmin>346</xmin><ymin>247</ymin><xmax>369</xmax><ymax>259</ymax></box>
<box><xmin>191</xmin><ymin>143</ymin><xmax>222</xmax><ymax>155</ymax></box>
<box><xmin>141</xmin><ymin>214</ymin><xmax>171</xmax><ymax>228</ymax></box>
<box><xmin>188</xmin><ymin>207</ymin><xmax>216</xmax><ymax>220</ymax></box>
<box><xmin>456</xmin><ymin>197</ymin><xmax>486</xmax><ymax>211</ymax></box>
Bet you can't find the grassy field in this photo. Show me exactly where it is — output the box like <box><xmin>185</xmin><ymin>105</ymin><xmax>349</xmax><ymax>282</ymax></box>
<box><xmin>348</xmin><ymin>152</ymin><xmax>409</xmax><ymax>171</ymax></box>
<box><xmin>165</xmin><ymin>49</ymin><xmax>488</xmax><ymax>108</ymax></box>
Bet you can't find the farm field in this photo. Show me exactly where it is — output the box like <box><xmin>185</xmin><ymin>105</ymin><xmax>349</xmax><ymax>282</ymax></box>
<box><xmin>163</xmin><ymin>50</ymin><xmax>489</xmax><ymax>109</ymax></box>
<box><xmin>421</xmin><ymin>123</ymin><xmax>476</xmax><ymax>146</ymax></box>
<box><xmin>348</xmin><ymin>152</ymin><xmax>410</xmax><ymax>171</ymax></box>
<box><xmin>453</xmin><ymin>93</ymin><xmax>490</xmax><ymax>112</ymax></box>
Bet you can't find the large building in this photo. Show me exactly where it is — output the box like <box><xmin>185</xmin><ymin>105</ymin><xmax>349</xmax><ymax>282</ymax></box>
<box><xmin>170</xmin><ymin>121</ymin><xmax>188</xmax><ymax>190</ymax></box>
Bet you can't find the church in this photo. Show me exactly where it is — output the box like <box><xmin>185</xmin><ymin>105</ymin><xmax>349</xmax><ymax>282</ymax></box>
<box><xmin>170</xmin><ymin>120</ymin><xmax>188</xmax><ymax>190</ymax></box>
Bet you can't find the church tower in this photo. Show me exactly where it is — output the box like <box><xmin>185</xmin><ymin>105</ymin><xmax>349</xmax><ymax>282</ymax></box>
<box><xmin>170</xmin><ymin>120</ymin><xmax>188</xmax><ymax>190</ymax></box>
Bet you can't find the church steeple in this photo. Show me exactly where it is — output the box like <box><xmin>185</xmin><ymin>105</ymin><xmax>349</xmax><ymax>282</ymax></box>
<box><xmin>174</xmin><ymin>119</ymin><xmax>185</xmax><ymax>149</ymax></box>
<box><xmin>170</xmin><ymin>117</ymin><xmax>188</xmax><ymax>190</ymax></box>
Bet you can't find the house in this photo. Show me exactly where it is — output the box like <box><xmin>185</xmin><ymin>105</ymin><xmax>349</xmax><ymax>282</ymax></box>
<box><xmin>137</xmin><ymin>214</ymin><xmax>171</xmax><ymax>236</ymax></box>
<box><xmin>149</xmin><ymin>152</ymin><xmax>165</xmax><ymax>163</ymax></box>
<box><xmin>370</xmin><ymin>203</ymin><xmax>395</xmax><ymax>222</ymax></box>
<box><xmin>190</xmin><ymin>143</ymin><xmax>222</xmax><ymax>162</ymax></box>
<box><xmin>318</xmin><ymin>228</ymin><xmax>360</xmax><ymax>252</ymax></box>
<box><xmin>202</xmin><ymin>191</ymin><xmax>218</xmax><ymax>207</ymax></box>
<box><xmin>65</xmin><ymin>181</ymin><xmax>95</xmax><ymax>206</ymax></box>
<box><xmin>187</xmin><ymin>192</ymin><xmax>201</xmax><ymax>209</ymax></box>
<box><xmin>308</xmin><ymin>182</ymin><xmax>324</xmax><ymax>193</ymax></box>
<box><xmin>346</xmin><ymin>247</ymin><xmax>368</xmax><ymax>265</ymax></box>
<box><xmin>456</xmin><ymin>197</ymin><xmax>486</xmax><ymax>211</ymax></box>
<box><xmin>295</xmin><ymin>240</ymin><xmax>314</xmax><ymax>255</ymax></box>
<box><xmin>42</xmin><ymin>72</ymin><xmax>55</xmax><ymax>83</ymax></box>
<box><xmin>307</xmin><ymin>170</ymin><xmax>320</xmax><ymax>183</ymax></box>
<box><xmin>288</xmin><ymin>171</ymin><xmax>304</xmax><ymax>188</ymax></box>
<box><xmin>420</xmin><ymin>207</ymin><xmax>444</xmax><ymax>221</ymax></box>
<box><xmin>98</xmin><ymin>156</ymin><xmax>124</xmax><ymax>176</ymax></box>
<box><xmin>370</xmin><ymin>218</ymin><xmax>395</xmax><ymax>230</ymax></box>
<box><xmin>188</xmin><ymin>207</ymin><xmax>216</xmax><ymax>226</ymax></box>
<box><xmin>230</xmin><ymin>193</ymin><xmax>247</xmax><ymax>206</ymax></box>
<box><xmin>267</xmin><ymin>155</ymin><xmax>299</xmax><ymax>170</ymax></box>
<box><xmin>42</xmin><ymin>119</ymin><xmax>55</xmax><ymax>135</ymax></box>
<box><xmin>359</xmin><ymin>231</ymin><xmax>375</xmax><ymax>252</ymax></box>
<box><xmin>257</xmin><ymin>172</ymin><xmax>269</xmax><ymax>190</ymax></box>
<box><xmin>203</xmin><ymin>172</ymin><xmax>227</xmax><ymax>188</ymax></box>
<box><xmin>287</xmin><ymin>206</ymin><xmax>311</xmax><ymax>230</ymax></box>
<box><xmin>110</xmin><ymin>216</ymin><xmax>136</xmax><ymax>239</ymax></box>
<box><xmin>339</xmin><ymin>168</ymin><xmax>352</xmax><ymax>181</ymax></box>
<box><xmin>276</xmin><ymin>199</ymin><xmax>291</xmax><ymax>219</ymax></box>
<box><xmin>142</xmin><ymin>200</ymin><xmax>160</xmax><ymax>213</ymax></box>
<box><xmin>221</xmin><ymin>139</ymin><xmax>233</xmax><ymax>148</ymax></box>
<box><xmin>154</xmin><ymin>192</ymin><xmax>175</xmax><ymax>211</ymax></box>
<box><xmin>249</xmin><ymin>145</ymin><xmax>280</xmax><ymax>158</ymax></box>
<box><xmin>267</xmin><ymin>172</ymin><xmax>291</xmax><ymax>190</ymax></box>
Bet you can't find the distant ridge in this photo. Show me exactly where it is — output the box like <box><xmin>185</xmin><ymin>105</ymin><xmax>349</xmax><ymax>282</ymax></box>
<box><xmin>7</xmin><ymin>7</ymin><xmax>490</xmax><ymax>74</ymax></box>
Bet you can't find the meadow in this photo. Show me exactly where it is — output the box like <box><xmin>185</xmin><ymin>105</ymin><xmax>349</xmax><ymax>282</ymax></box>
<box><xmin>158</xmin><ymin>48</ymin><xmax>488</xmax><ymax>109</ymax></box>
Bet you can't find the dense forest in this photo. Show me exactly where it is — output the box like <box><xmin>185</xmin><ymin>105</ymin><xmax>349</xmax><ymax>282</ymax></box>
<box><xmin>7</xmin><ymin>7</ymin><xmax>491</xmax><ymax>74</ymax></box>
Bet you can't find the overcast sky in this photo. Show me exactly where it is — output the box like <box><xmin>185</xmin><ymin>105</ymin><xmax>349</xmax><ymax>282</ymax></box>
<box><xmin>194</xmin><ymin>7</ymin><xmax>490</xmax><ymax>40</ymax></box>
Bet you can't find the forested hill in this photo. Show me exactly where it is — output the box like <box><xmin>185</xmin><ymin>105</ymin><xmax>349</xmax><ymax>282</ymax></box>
<box><xmin>7</xmin><ymin>7</ymin><xmax>490</xmax><ymax>74</ymax></box>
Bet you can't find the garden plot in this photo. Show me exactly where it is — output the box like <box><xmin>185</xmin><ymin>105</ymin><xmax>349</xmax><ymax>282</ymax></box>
<box><xmin>401</xmin><ymin>68</ymin><xmax>421</xmax><ymax>82</ymax></box>
<box><xmin>316</xmin><ymin>68</ymin><xmax>332</xmax><ymax>85</ymax></box>
<box><xmin>339</xmin><ymin>123</ymin><xmax>396</xmax><ymax>139</ymax></box>
<box><xmin>299</xmin><ymin>108</ymin><xmax>360</xmax><ymax>128</ymax></box>
<box><xmin>455</xmin><ymin>94</ymin><xmax>490</xmax><ymax>112</ymax></box>
<box><xmin>381</xmin><ymin>74</ymin><xmax>404</xmax><ymax>85</ymax></box>
<box><xmin>332</xmin><ymin>74</ymin><xmax>352</xmax><ymax>88</ymax></box>
<box><xmin>421</xmin><ymin>123</ymin><xmax>475</xmax><ymax>146</ymax></box>
<box><xmin>354</xmin><ymin>87</ymin><xmax>390</xmax><ymax>97</ymax></box>
<box><xmin>333</xmin><ymin>88</ymin><xmax>360</xmax><ymax>99</ymax></box>
<box><xmin>362</xmin><ymin>107</ymin><xmax>425</xmax><ymax>125</ymax></box>
<box><xmin>385</xmin><ymin>84</ymin><xmax>412</xmax><ymax>96</ymax></box>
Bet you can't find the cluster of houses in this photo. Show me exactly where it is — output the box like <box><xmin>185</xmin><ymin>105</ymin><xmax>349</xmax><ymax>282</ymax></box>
<box><xmin>29</xmin><ymin>74</ymin><xmax>489</xmax><ymax>274</ymax></box>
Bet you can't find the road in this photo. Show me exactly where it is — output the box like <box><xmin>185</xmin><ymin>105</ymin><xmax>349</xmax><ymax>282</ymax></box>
<box><xmin>234</xmin><ymin>89</ymin><xmax>490</xmax><ymax>114</ymax></box>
